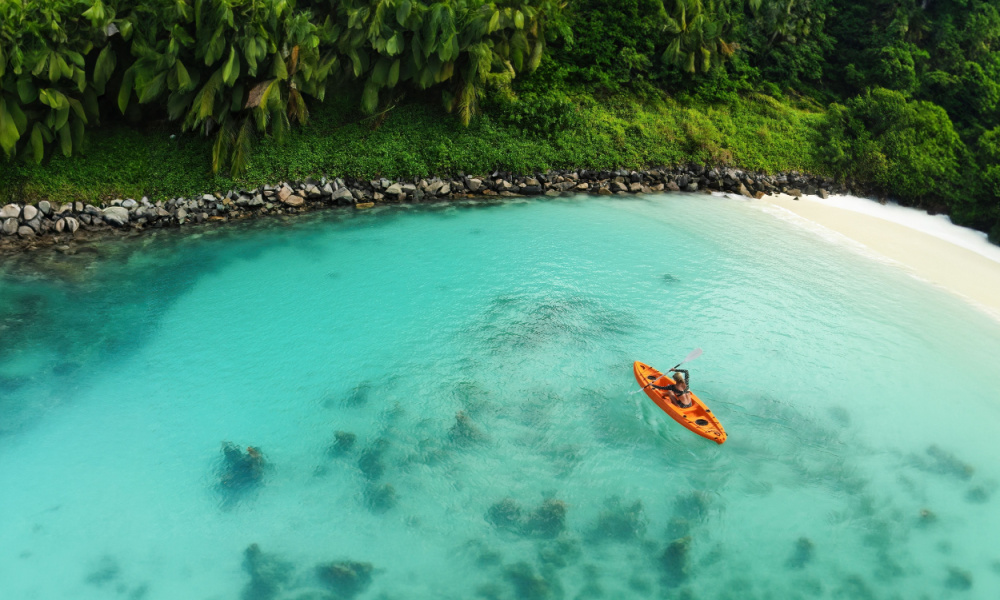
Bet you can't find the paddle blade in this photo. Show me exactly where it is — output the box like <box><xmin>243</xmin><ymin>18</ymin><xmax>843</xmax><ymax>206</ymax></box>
<box><xmin>682</xmin><ymin>348</ymin><xmax>703</xmax><ymax>364</ymax></box>
<box><xmin>671</xmin><ymin>348</ymin><xmax>703</xmax><ymax>369</ymax></box>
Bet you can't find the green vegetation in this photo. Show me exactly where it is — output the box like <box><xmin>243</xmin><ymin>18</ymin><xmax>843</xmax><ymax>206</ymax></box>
<box><xmin>2</xmin><ymin>0</ymin><xmax>1000</xmax><ymax>236</ymax></box>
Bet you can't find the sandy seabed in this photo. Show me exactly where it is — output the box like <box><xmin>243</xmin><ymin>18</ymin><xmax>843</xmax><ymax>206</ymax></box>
<box><xmin>754</xmin><ymin>193</ymin><xmax>1000</xmax><ymax>322</ymax></box>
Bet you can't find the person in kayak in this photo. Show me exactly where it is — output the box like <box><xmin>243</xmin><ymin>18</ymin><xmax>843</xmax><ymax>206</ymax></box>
<box><xmin>651</xmin><ymin>369</ymin><xmax>693</xmax><ymax>408</ymax></box>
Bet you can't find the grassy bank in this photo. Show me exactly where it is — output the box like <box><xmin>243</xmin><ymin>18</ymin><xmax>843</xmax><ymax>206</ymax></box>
<box><xmin>0</xmin><ymin>90</ymin><xmax>828</xmax><ymax>205</ymax></box>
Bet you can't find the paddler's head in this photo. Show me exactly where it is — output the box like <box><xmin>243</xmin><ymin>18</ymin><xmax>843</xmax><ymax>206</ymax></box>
<box><xmin>673</xmin><ymin>372</ymin><xmax>687</xmax><ymax>388</ymax></box>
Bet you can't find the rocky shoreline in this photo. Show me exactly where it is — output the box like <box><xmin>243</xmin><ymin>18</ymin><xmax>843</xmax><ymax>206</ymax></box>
<box><xmin>0</xmin><ymin>165</ymin><xmax>851</xmax><ymax>255</ymax></box>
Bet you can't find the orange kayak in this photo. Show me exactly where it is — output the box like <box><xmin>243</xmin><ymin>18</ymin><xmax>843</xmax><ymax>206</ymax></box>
<box><xmin>633</xmin><ymin>361</ymin><xmax>727</xmax><ymax>444</ymax></box>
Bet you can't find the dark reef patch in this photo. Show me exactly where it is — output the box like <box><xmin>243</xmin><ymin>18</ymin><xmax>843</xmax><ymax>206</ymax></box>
<box><xmin>84</xmin><ymin>555</ymin><xmax>120</xmax><ymax>587</ymax></box>
<box><xmin>785</xmin><ymin>537</ymin><xmax>814</xmax><ymax>570</ymax></box>
<box><xmin>219</xmin><ymin>443</ymin><xmax>266</xmax><ymax>492</ymax></box>
<box><xmin>328</xmin><ymin>431</ymin><xmax>357</xmax><ymax>456</ymax></box>
<box><xmin>241</xmin><ymin>544</ymin><xmax>292</xmax><ymax>600</ymax></box>
<box><xmin>316</xmin><ymin>561</ymin><xmax>374</xmax><ymax>599</ymax></box>
<box><xmin>945</xmin><ymin>567</ymin><xmax>973</xmax><ymax>591</ymax></box>
<box><xmin>910</xmin><ymin>445</ymin><xmax>974</xmax><ymax>480</ymax></box>
<box><xmin>364</xmin><ymin>482</ymin><xmax>398</xmax><ymax>513</ymax></box>
<box><xmin>589</xmin><ymin>496</ymin><xmax>647</xmax><ymax>542</ymax></box>
<box><xmin>486</xmin><ymin>498</ymin><xmax>523</xmax><ymax>531</ymax></box>
<box><xmin>660</xmin><ymin>537</ymin><xmax>691</xmax><ymax>586</ymax></box>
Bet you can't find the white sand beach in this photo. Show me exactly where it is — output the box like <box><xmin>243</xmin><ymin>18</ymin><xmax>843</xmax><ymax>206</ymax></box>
<box><xmin>756</xmin><ymin>193</ymin><xmax>1000</xmax><ymax>321</ymax></box>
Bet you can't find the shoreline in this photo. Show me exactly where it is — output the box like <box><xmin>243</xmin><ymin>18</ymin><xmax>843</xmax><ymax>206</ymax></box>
<box><xmin>0</xmin><ymin>166</ymin><xmax>848</xmax><ymax>256</ymax></box>
<box><xmin>757</xmin><ymin>193</ymin><xmax>1000</xmax><ymax>322</ymax></box>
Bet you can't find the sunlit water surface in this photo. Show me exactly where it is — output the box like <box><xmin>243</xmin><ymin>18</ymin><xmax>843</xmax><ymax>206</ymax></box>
<box><xmin>1</xmin><ymin>194</ymin><xmax>999</xmax><ymax>600</ymax></box>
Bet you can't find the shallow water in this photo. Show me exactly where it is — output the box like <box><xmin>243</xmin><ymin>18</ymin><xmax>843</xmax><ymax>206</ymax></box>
<box><xmin>1</xmin><ymin>194</ymin><xmax>999</xmax><ymax>600</ymax></box>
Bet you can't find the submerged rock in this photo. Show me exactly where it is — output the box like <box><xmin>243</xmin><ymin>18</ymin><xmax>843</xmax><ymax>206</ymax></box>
<box><xmin>85</xmin><ymin>555</ymin><xmax>120</xmax><ymax>586</ymax></box>
<box><xmin>364</xmin><ymin>482</ymin><xmax>397</xmax><ymax>513</ymax></box>
<box><xmin>328</xmin><ymin>431</ymin><xmax>356</xmax><ymax>455</ymax></box>
<box><xmin>786</xmin><ymin>537</ymin><xmax>814</xmax><ymax>569</ymax></box>
<box><xmin>945</xmin><ymin>567</ymin><xmax>973</xmax><ymax>591</ymax></box>
<box><xmin>316</xmin><ymin>561</ymin><xmax>374</xmax><ymax>598</ymax></box>
<box><xmin>591</xmin><ymin>497</ymin><xmax>647</xmax><ymax>542</ymax></box>
<box><xmin>449</xmin><ymin>410</ymin><xmax>485</xmax><ymax>444</ymax></box>
<box><xmin>661</xmin><ymin>537</ymin><xmax>691</xmax><ymax>585</ymax></box>
<box><xmin>220</xmin><ymin>443</ymin><xmax>266</xmax><ymax>490</ymax></box>
<box><xmin>357</xmin><ymin>442</ymin><xmax>386</xmax><ymax>481</ymax></box>
<box><xmin>523</xmin><ymin>498</ymin><xmax>567</xmax><ymax>538</ymax></box>
<box><xmin>537</xmin><ymin>538</ymin><xmax>582</xmax><ymax>569</ymax></box>
<box><xmin>965</xmin><ymin>485</ymin><xmax>991</xmax><ymax>504</ymax></box>
<box><xmin>919</xmin><ymin>445</ymin><xmax>974</xmax><ymax>480</ymax></box>
<box><xmin>242</xmin><ymin>544</ymin><xmax>292</xmax><ymax>600</ymax></box>
<box><xmin>674</xmin><ymin>490</ymin><xmax>712</xmax><ymax>520</ymax></box>
<box><xmin>503</xmin><ymin>562</ymin><xmax>552</xmax><ymax>600</ymax></box>
<box><xmin>486</xmin><ymin>498</ymin><xmax>523</xmax><ymax>530</ymax></box>
<box><xmin>918</xmin><ymin>508</ymin><xmax>937</xmax><ymax>527</ymax></box>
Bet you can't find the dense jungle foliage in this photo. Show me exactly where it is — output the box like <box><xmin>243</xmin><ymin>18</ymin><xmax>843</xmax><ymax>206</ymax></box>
<box><xmin>1</xmin><ymin>0</ymin><xmax>999</xmax><ymax>240</ymax></box>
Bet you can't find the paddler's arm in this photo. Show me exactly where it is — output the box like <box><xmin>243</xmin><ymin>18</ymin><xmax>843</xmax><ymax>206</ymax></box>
<box><xmin>670</xmin><ymin>368</ymin><xmax>690</xmax><ymax>388</ymax></box>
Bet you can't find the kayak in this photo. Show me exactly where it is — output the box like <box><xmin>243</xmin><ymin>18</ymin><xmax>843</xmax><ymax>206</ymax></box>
<box><xmin>633</xmin><ymin>361</ymin><xmax>727</xmax><ymax>444</ymax></box>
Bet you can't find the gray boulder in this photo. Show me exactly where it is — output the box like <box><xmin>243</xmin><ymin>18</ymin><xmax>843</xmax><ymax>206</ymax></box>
<box><xmin>17</xmin><ymin>226</ymin><xmax>35</xmax><ymax>238</ymax></box>
<box><xmin>2</xmin><ymin>217</ymin><xmax>17</xmax><ymax>235</ymax></box>
<box><xmin>122</xmin><ymin>199</ymin><xmax>138</xmax><ymax>209</ymax></box>
<box><xmin>467</xmin><ymin>178</ymin><xmax>482</xmax><ymax>192</ymax></box>
<box><xmin>332</xmin><ymin>188</ymin><xmax>354</xmax><ymax>202</ymax></box>
<box><xmin>282</xmin><ymin>194</ymin><xmax>306</xmax><ymax>207</ymax></box>
<box><xmin>385</xmin><ymin>183</ymin><xmax>403</xmax><ymax>195</ymax></box>
<box><xmin>0</xmin><ymin>204</ymin><xmax>20</xmax><ymax>219</ymax></box>
<box><xmin>21</xmin><ymin>204</ymin><xmax>38</xmax><ymax>221</ymax></box>
<box><xmin>39</xmin><ymin>201</ymin><xmax>51</xmax><ymax>215</ymax></box>
<box><xmin>103</xmin><ymin>206</ymin><xmax>130</xmax><ymax>226</ymax></box>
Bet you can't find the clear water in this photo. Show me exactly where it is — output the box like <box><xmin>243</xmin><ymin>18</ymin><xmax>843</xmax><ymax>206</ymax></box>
<box><xmin>1</xmin><ymin>195</ymin><xmax>999</xmax><ymax>600</ymax></box>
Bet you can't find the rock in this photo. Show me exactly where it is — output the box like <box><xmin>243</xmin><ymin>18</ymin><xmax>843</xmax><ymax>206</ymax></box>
<box><xmin>316</xmin><ymin>561</ymin><xmax>374</xmax><ymax>597</ymax></box>
<box><xmin>332</xmin><ymin>188</ymin><xmax>354</xmax><ymax>202</ymax></box>
<box><xmin>1</xmin><ymin>204</ymin><xmax>20</xmax><ymax>219</ymax></box>
<box><xmin>281</xmin><ymin>194</ymin><xmax>305</xmax><ymax>207</ymax></box>
<box><xmin>277</xmin><ymin>184</ymin><xmax>294</xmax><ymax>203</ymax></box>
<box><xmin>575</xmin><ymin>183</ymin><xmax>590</xmax><ymax>191</ymax></box>
<box><xmin>520</xmin><ymin>185</ymin><xmax>542</xmax><ymax>194</ymax></box>
<box><xmin>177</xmin><ymin>208</ymin><xmax>188</xmax><ymax>221</ymax></box>
<box><xmin>786</xmin><ymin>188</ymin><xmax>802</xmax><ymax>197</ymax></box>
<box><xmin>611</xmin><ymin>181</ymin><xmax>628</xmax><ymax>193</ymax></box>
<box><xmin>38</xmin><ymin>201</ymin><xmax>51</xmax><ymax>215</ymax></box>
<box><xmin>819</xmin><ymin>188</ymin><xmax>829</xmax><ymax>199</ymax></box>
<box><xmin>544</xmin><ymin>190</ymin><xmax>560</xmax><ymax>196</ymax></box>
<box><xmin>685</xmin><ymin>182</ymin><xmax>699</xmax><ymax>192</ymax></box>
<box><xmin>597</xmin><ymin>188</ymin><xmax>613</xmax><ymax>196</ymax></box>
<box><xmin>102</xmin><ymin>206</ymin><xmax>130</xmax><ymax>226</ymax></box>
<box><xmin>122</xmin><ymin>199</ymin><xmax>138</xmax><ymax>209</ymax></box>
<box><xmin>21</xmin><ymin>204</ymin><xmax>39</xmax><ymax>221</ymax></box>
<box><xmin>2</xmin><ymin>217</ymin><xmax>17</xmax><ymax>235</ymax></box>
<box><xmin>74</xmin><ymin>202</ymin><xmax>85</xmax><ymax>213</ymax></box>
<box><xmin>322</xmin><ymin>183</ymin><xmax>335</xmax><ymax>196</ymax></box>
<box><xmin>666</xmin><ymin>181</ymin><xmax>681</xmax><ymax>192</ymax></box>
<box><xmin>467</xmin><ymin>178</ymin><xmax>482</xmax><ymax>192</ymax></box>
<box><xmin>305</xmin><ymin>184</ymin><xmax>322</xmax><ymax>198</ymax></box>
<box><xmin>629</xmin><ymin>182</ymin><xmax>643</xmax><ymax>193</ymax></box>
<box><xmin>754</xmin><ymin>191</ymin><xmax>766</xmax><ymax>199</ymax></box>
<box><xmin>17</xmin><ymin>226</ymin><xmax>35</xmax><ymax>238</ymax></box>
<box><xmin>385</xmin><ymin>183</ymin><xmax>403</xmax><ymax>195</ymax></box>
<box><xmin>439</xmin><ymin>184</ymin><xmax>451</xmax><ymax>196</ymax></box>
<box><xmin>738</xmin><ymin>183</ymin><xmax>753</xmax><ymax>198</ymax></box>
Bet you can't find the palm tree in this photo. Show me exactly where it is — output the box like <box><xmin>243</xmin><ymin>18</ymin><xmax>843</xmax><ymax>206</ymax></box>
<box><xmin>660</xmin><ymin>0</ymin><xmax>734</xmax><ymax>73</ymax></box>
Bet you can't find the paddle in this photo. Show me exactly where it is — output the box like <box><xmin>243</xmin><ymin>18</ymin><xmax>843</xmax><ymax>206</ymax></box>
<box><xmin>637</xmin><ymin>348</ymin><xmax>703</xmax><ymax>391</ymax></box>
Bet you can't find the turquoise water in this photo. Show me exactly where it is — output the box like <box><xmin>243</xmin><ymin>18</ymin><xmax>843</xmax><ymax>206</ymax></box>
<box><xmin>2</xmin><ymin>194</ymin><xmax>999</xmax><ymax>600</ymax></box>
